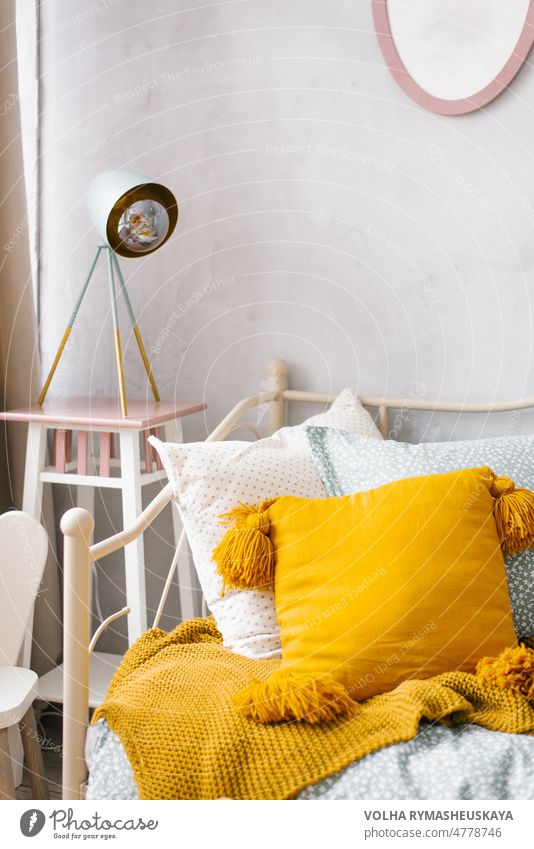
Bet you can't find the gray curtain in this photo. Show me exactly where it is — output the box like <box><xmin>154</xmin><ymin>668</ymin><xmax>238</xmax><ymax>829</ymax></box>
<box><xmin>0</xmin><ymin>0</ymin><xmax>62</xmax><ymax>675</ymax></box>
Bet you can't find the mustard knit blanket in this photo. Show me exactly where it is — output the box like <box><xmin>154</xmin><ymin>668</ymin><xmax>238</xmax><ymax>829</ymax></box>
<box><xmin>92</xmin><ymin>617</ymin><xmax>534</xmax><ymax>800</ymax></box>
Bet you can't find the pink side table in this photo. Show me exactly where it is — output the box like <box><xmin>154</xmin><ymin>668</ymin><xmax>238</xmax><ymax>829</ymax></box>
<box><xmin>0</xmin><ymin>398</ymin><xmax>205</xmax><ymax>653</ymax></box>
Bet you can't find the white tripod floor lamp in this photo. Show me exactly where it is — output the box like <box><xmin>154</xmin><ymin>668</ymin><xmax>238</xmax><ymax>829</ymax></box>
<box><xmin>38</xmin><ymin>169</ymin><xmax>178</xmax><ymax>417</ymax></box>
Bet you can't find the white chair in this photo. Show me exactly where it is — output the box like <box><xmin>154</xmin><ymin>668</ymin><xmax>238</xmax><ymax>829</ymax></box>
<box><xmin>0</xmin><ymin>511</ymin><xmax>49</xmax><ymax>799</ymax></box>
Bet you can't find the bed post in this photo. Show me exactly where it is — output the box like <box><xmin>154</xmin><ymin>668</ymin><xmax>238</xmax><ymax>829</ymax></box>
<box><xmin>61</xmin><ymin>507</ymin><xmax>94</xmax><ymax>800</ymax></box>
<box><xmin>267</xmin><ymin>358</ymin><xmax>289</xmax><ymax>435</ymax></box>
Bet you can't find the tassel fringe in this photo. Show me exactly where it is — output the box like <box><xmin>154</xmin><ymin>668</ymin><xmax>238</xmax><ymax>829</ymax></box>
<box><xmin>489</xmin><ymin>471</ymin><xmax>534</xmax><ymax>556</ymax></box>
<box><xmin>213</xmin><ymin>500</ymin><xmax>276</xmax><ymax>593</ymax></box>
<box><xmin>477</xmin><ymin>643</ymin><xmax>534</xmax><ymax>702</ymax></box>
<box><xmin>234</xmin><ymin>670</ymin><xmax>357</xmax><ymax>724</ymax></box>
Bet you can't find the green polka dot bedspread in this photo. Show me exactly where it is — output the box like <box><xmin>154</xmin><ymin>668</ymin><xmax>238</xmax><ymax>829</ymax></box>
<box><xmin>86</xmin><ymin>719</ymin><xmax>534</xmax><ymax>799</ymax></box>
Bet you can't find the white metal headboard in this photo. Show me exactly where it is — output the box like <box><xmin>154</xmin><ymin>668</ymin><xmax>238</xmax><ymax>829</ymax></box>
<box><xmin>91</xmin><ymin>357</ymin><xmax>534</xmax><ymax>629</ymax></box>
<box><xmin>60</xmin><ymin>358</ymin><xmax>534</xmax><ymax>798</ymax></box>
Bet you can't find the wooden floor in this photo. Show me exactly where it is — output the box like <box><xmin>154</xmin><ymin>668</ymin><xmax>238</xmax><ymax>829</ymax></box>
<box><xmin>16</xmin><ymin>710</ymin><xmax>62</xmax><ymax>801</ymax></box>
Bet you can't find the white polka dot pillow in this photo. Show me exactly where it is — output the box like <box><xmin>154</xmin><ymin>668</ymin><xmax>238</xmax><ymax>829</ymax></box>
<box><xmin>307</xmin><ymin>426</ymin><xmax>534</xmax><ymax>641</ymax></box>
<box><xmin>149</xmin><ymin>390</ymin><xmax>381</xmax><ymax>658</ymax></box>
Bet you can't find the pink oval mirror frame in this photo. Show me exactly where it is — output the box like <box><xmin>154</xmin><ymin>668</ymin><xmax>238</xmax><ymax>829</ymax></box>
<box><xmin>372</xmin><ymin>0</ymin><xmax>534</xmax><ymax>115</ymax></box>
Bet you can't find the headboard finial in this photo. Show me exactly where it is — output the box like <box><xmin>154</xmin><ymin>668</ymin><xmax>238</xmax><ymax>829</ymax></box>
<box><xmin>267</xmin><ymin>358</ymin><xmax>289</xmax><ymax>381</ymax></box>
<box><xmin>267</xmin><ymin>359</ymin><xmax>289</xmax><ymax>434</ymax></box>
<box><xmin>61</xmin><ymin>507</ymin><xmax>94</xmax><ymax>540</ymax></box>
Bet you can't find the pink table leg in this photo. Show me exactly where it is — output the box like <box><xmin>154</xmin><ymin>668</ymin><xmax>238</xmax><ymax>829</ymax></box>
<box><xmin>65</xmin><ymin>429</ymin><xmax>72</xmax><ymax>463</ymax></box>
<box><xmin>77</xmin><ymin>431</ymin><xmax>88</xmax><ymax>475</ymax></box>
<box><xmin>99</xmin><ymin>432</ymin><xmax>111</xmax><ymax>477</ymax></box>
<box><xmin>143</xmin><ymin>431</ymin><xmax>153</xmax><ymax>473</ymax></box>
<box><xmin>55</xmin><ymin>430</ymin><xmax>67</xmax><ymax>473</ymax></box>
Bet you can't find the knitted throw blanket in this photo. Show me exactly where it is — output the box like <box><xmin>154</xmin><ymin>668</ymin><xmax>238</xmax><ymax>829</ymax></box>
<box><xmin>92</xmin><ymin>617</ymin><xmax>534</xmax><ymax>800</ymax></box>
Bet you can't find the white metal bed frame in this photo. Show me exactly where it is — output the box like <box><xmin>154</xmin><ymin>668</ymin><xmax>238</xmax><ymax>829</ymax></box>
<box><xmin>59</xmin><ymin>358</ymin><xmax>534</xmax><ymax>799</ymax></box>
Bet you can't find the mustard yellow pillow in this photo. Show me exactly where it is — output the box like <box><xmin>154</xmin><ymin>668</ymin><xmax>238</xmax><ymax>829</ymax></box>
<box><xmin>214</xmin><ymin>466</ymin><xmax>534</xmax><ymax>723</ymax></box>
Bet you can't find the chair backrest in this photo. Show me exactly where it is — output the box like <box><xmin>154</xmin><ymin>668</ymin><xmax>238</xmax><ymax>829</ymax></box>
<box><xmin>0</xmin><ymin>511</ymin><xmax>48</xmax><ymax>666</ymax></box>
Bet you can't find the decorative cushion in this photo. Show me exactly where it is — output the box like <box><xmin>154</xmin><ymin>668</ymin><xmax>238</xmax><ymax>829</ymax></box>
<box><xmin>149</xmin><ymin>390</ymin><xmax>381</xmax><ymax>658</ymax></box>
<box><xmin>215</xmin><ymin>467</ymin><xmax>524</xmax><ymax>723</ymax></box>
<box><xmin>307</xmin><ymin>428</ymin><xmax>534</xmax><ymax>640</ymax></box>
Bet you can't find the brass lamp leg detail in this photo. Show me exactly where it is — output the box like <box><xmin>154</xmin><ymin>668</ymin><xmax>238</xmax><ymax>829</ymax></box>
<box><xmin>37</xmin><ymin>244</ymin><xmax>159</xmax><ymax>415</ymax></box>
<box><xmin>37</xmin><ymin>326</ymin><xmax>71</xmax><ymax>406</ymax></box>
<box><xmin>111</xmin><ymin>252</ymin><xmax>160</xmax><ymax>402</ymax></box>
<box><xmin>113</xmin><ymin>329</ymin><xmax>128</xmax><ymax>418</ymax></box>
<box><xmin>37</xmin><ymin>245</ymin><xmax>104</xmax><ymax>406</ymax></box>
<box><xmin>132</xmin><ymin>325</ymin><xmax>160</xmax><ymax>402</ymax></box>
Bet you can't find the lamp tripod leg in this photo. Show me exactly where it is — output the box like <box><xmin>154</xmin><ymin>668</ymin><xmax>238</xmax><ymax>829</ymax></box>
<box><xmin>37</xmin><ymin>327</ymin><xmax>72</xmax><ymax>406</ymax></box>
<box><xmin>113</xmin><ymin>331</ymin><xmax>128</xmax><ymax>418</ymax></box>
<box><xmin>111</xmin><ymin>253</ymin><xmax>161</xmax><ymax>403</ymax></box>
<box><xmin>37</xmin><ymin>246</ymin><xmax>104</xmax><ymax>406</ymax></box>
<box><xmin>132</xmin><ymin>326</ymin><xmax>160</xmax><ymax>402</ymax></box>
<box><xmin>107</xmin><ymin>249</ymin><xmax>128</xmax><ymax>417</ymax></box>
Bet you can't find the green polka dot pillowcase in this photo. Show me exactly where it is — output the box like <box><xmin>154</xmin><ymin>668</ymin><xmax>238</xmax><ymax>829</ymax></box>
<box><xmin>306</xmin><ymin>427</ymin><xmax>534</xmax><ymax>642</ymax></box>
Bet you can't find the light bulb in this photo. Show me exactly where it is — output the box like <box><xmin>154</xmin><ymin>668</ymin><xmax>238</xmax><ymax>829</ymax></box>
<box><xmin>117</xmin><ymin>198</ymin><xmax>170</xmax><ymax>253</ymax></box>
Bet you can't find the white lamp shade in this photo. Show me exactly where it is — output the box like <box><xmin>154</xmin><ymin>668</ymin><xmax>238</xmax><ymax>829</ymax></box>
<box><xmin>87</xmin><ymin>169</ymin><xmax>178</xmax><ymax>258</ymax></box>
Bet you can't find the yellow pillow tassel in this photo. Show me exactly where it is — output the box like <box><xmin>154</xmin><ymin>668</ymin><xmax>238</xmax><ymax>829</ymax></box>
<box><xmin>234</xmin><ymin>669</ymin><xmax>358</xmax><ymax>724</ymax></box>
<box><xmin>213</xmin><ymin>500</ymin><xmax>276</xmax><ymax>593</ymax></box>
<box><xmin>477</xmin><ymin>643</ymin><xmax>534</xmax><ymax>702</ymax></box>
<box><xmin>489</xmin><ymin>471</ymin><xmax>534</xmax><ymax>556</ymax></box>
